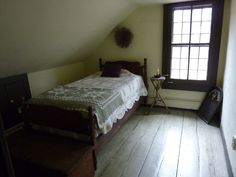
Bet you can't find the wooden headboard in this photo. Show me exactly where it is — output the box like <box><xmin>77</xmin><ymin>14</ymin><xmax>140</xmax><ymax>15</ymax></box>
<box><xmin>99</xmin><ymin>58</ymin><xmax>148</xmax><ymax>91</ymax></box>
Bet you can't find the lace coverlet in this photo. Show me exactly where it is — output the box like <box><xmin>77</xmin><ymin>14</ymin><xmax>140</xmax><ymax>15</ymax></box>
<box><xmin>28</xmin><ymin>70</ymin><xmax>147</xmax><ymax>134</ymax></box>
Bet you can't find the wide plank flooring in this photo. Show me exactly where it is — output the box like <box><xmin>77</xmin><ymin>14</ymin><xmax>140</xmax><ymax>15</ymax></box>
<box><xmin>95</xmin><ymin>107</ymin><xmax>229</xmax><ymax>177</ymax></box>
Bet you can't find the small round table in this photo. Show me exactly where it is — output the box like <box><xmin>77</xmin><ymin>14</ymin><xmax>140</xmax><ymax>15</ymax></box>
<box><xmin>148</xmin><ymin>76</ymin><xmax>169</xmax><ymax>113</ymax></box>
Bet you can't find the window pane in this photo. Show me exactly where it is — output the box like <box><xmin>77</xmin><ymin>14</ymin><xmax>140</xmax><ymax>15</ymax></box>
<box><xmin>201</xmin><ymin>21</ymin><xmax>211</xmax><ymax>33</ymax></box>
<box><xmin>182</xmin><ymin>22</ymin><xmax>190</xmax><ymax>34</ymax></box>
<box><xmin>202</xmin><ymin>8</ymin><xmax>212</xmax><ymax>21</ymax></box>
<box><xmin>197</xmin><ymin>70</ymin><xmax>207</xmax><ymax>80</ymax></box>
<box><xmin>189</xmin><ymin>59</ymin><xmax>198</xmax><ymax>70</ymax></box>
<box><xmin>171</xmin><ymin>59</ymin><xmax>180</xmax><ymax>69</ymax></box>
<box><xmin>180</xmin><ymin>59</ymin><xmax>188</xmax><ymax>69</ymax></box>
<box><xmin>182</xmin><ymin>35</ymin><xmax>189</xmax><ymax>43</ymax></box>
<box><xmin>198</xmin><ymin>59</ymin><xmax>208</xmax><ymax>70</ymax></box>
<box><xmin>199</xmin><ymin>47</ymin><xmax>209</xmax><ymax>58</ymax></box>
<box><xmin>163</xmin><ymin>1</ymin><xmax>222</xmax><ymax>90</ymax></box>
<box><xmin>189</xmin><ymin>70</ymin><xmax>198</xmax><ymax>80</ymax></box>
<box><xmin>172</xmin><ymin>47</ymin><xmax>181</xmax><ymax>58</ymax></box>
<box><xmin>170</xmin><ymin>6</ymin><xmax>212</xmax><ymax>82</ymax></box>
<box><xmin>181</xmin><ymin>47</ymin><xmax>189</xmax><ymax>58</ymax></box>
<box><xmin>192</xmin><ymin>22</ymin><xmax>201</xmax><ymax>34</ymax></box>
<box><xmin>183</xmin><ymin>10</ymin><xmax>191</xmax><ymax>22</ymax></box>
<box><xmin>173</xmin><ymin>23</ymin><xmax>182</xmax><ymax>34</ymax></box>
<box><xmin>190</xmin><ymin>47</ymin><xmax>199</xmax><ymax>58</ymax></box>
<box><xmin>192</xmin><ymin>9</ymin><xmax>202</xmax><ymax>22</ymax></box>
<box><xmin>191</xmin><ymin>34</ymin><xmax>200</xmax><ymax>43</ymax></box>
<box><xmin>180</xmin><ymin>70</ymin><xmax>187</xmax><ymax>79</ymax></box>
<box><xmin>200</xmin><ymin>34</ymin><xmax>210</xmax><ymax>43</ymax></box>
<box><xmin>173</xmin><ymin>34</ymin><xmax>181</xmax><ymax>43</ymax></box>
<box><xmin>174</xmin><ymin>10</ymin><xmax>183</xmax><ymax>22</ymax></box>
<box><xmin>171</xmin><ymin>69</ymin><xmax>180</xmax><ymax>79</ymax></box>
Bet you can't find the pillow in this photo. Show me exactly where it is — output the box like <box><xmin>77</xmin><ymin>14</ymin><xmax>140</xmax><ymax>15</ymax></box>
<box><xmin>120</xmin><ymin>69</ymin><xmax>132</xmax><ymax>77</ymax></box>
<box><xmin>101</xmin><ymin>63</ymin><xmax>122</xmax><ymax>77</ymax></box>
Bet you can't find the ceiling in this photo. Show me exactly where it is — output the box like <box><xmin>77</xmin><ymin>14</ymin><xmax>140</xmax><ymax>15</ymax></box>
<box><xmin>127</xmin><ymin>0</ymin><xmax>191</xmax><ymax>4</ymax></box>
<box><xmin>0</xmin><ymin>0</ymin><xmax>187</xmax><ymax>78</ymax></box>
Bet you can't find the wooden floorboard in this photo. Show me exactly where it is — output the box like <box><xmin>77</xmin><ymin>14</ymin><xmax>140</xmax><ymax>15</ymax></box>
<box><xmin>95</xmin><ymin>115</ymin><xmax>143</xmax><ymax>177</ymax></box>
<box><xmin>197</xmin><ymin>115</ymin><xmax>228</xmax><ymax>177</ymax></box>
<box><xmin>177</xmin><ymin>111</ymin><xmax>199</xmax><ymax>177</ymax></box>
<box><xmin>95</xmin><ymin>107</ymin><xmax>229</xmax><ymax>177</ymax></box>
<box><xmin>156</xmin><ymin>110</ymin><xmax>184</xmax><ymax>177</ymax></box>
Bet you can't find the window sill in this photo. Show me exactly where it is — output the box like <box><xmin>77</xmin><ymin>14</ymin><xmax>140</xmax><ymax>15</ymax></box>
<box><xmin>162</xmin><ymin>80</ymin><xmax>213</xmax><ymax>92</ymax></box>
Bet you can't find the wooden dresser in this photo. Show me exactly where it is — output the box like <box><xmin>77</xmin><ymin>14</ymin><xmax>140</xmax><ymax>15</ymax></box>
<box><xmin>0</xmin><ymin>73</ymin><xmax>31</xmax><ymax>130</ymax></box>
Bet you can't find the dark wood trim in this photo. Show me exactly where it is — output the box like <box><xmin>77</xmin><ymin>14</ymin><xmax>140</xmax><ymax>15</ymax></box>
<box><xmin>164</xmin><ymin>0</ymin><xmax>217</xmax><ymax>7</ymax></box>
<box><xmin>220</xmin><ymin>127</ymin><xmax>234</xmax><ymax>177</ymax></box>
<box><xmin>24</xmin><ymin>105</ymin><xmax>95</xmax><ymax>138</ymax></box>
<box><xmin>24</xmin><ymin>99</ymin><xmax>143</xmax><ymax>154</ymax></box>
<box><xmin>87</xmin><ymin>106</ymin><xmax>96</xmax><ymax>146</ymax></box>
<box><xmin>0</xmin><ymin>114</ymin><xmax>15</xmax><ymax>177</ymax></box>
<box><xmin>163</xmin><ymin>79</ymin><xmax>211</xmax><ymax>91</ymax></box>
<box><xmin>162</xmin><ymin>4</ymin><xmax>172</xmax><ymax>78</ymax></box>
<box><xmin>143</xmin><ymin>58</ymin><xmax>148</xmax><ymax>105</ymax></box>
<box><xmin>162</xmin><ymin>0</ymin><xmax>224</xmax><ymax>91</ymax></box>
<box><xmin>208</xmin><ymin>0</ymin><xmax>224</xmax><ymax>86</ymax></box>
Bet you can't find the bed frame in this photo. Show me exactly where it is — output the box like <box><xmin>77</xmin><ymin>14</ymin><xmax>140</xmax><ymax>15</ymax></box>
<box><xmin>24</xmin><ymin>58</ymin><xmax>148</xmax><ymax>152</ymax></box>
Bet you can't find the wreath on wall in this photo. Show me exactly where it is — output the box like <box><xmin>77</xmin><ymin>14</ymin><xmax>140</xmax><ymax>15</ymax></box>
<box><xmin>114</xmin><ymin>27</ymin><xmax>133</xmax><ymax>48</ymax></box>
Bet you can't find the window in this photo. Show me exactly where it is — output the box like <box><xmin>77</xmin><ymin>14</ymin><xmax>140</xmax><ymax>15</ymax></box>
<box><xmin>162</xmin><ymin>0</ymin><xmax>224</xmax><ymax>91</ymax></box>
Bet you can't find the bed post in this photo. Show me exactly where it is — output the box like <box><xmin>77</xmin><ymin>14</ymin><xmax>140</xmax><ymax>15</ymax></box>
<box><xmin>87</xmin><ymin>106</ymin><xmax>97</xmax><ymax>170</ymax></box>
<box><xmin>99</xmin><ymin>58</ymin><xmax>103</xmax><ymax>71</ymax></box>
<box><xmin>88</xmin><ymin>106</ymin><xmax>96</xmax><ymax>146</ymax></box>
<box><xmin>144</xmin><ymin>58</ymin><xmax>147</xmax><ymax>77</ymax></box>
<box><xmin>143</xmin><ymin>58</ymin><xmax>148</xmax><ymax>105</ymax></box>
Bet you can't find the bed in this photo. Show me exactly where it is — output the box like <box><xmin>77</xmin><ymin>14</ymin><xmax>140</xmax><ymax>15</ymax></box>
<box><xmin>23</xmin><ymin>58</ymin><xmax>148</xmax><ymax>152</ymax></box>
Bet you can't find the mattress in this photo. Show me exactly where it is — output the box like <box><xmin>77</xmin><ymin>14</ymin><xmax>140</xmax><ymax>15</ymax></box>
<box><xmin>28</xmin><ymin>69</ymin><xmax>147</xmax><ymax>134</ymax></box>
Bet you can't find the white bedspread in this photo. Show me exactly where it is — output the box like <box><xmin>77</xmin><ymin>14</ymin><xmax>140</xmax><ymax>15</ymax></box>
<box><xmin>66</xmin><ymin>69</ymin><xmax>147</xmax><ymax>133</ymax></box>
<box><xmin>29</xmin><ymin>69</ymin><xmax>147</xmax><ymax>134</ymax></box>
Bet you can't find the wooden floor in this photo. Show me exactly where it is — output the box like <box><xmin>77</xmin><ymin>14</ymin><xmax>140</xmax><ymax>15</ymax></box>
<box><xmin>95</xmin><ymin>107</ymin><xmax>229</xmax><ymax>177</ymax></box>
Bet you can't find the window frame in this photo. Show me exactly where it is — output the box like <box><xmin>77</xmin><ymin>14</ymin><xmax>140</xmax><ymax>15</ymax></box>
<box><xmin>162</xmin><ymin>0</ymin><xmax>224</xmax><ymax>91</ymax></box>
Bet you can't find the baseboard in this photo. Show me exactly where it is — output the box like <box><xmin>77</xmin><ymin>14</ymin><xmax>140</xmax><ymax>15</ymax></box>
<box><xmin>143</xmin><ymin>103</ymin><xmax>197</xmax><ymax>112</ymax></box>
<box><xmin>146</xmin><ymin>97</ymin><xmax>200</xmax><ymax>110</ymax></box>
<box><xmin>220</xmin><ymin>127</ymin><xmax>234</xmax><ymax>177</ymax></box>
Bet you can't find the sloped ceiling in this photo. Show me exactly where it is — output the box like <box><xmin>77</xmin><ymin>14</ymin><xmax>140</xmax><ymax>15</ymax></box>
<box><xmin>128</xmin><ymin>0</ymin><xmax>191</xmax><ymax>4</ymax></box>
<box><xmin>0</xmin><ymin>0</ymin><xmax>135</xmax><ymax>77</ymax></box>
<box><xmin>0</xmin><ymin>0</ymin><xmax>187</xmax><ymax>77</ymax></box>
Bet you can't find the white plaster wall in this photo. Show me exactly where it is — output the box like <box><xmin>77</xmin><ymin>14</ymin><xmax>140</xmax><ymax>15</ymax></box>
<box><xmin>221</xmin><ymin>0</ymin><xmax>236</xmax><ymax>175</ymax></box>
<box><xmin>28</xmin><ymin>61</ymin><xmax>85</xmax><ymax>97</ymax></box>
<box><xmin>85</xmin><ymin>4</ymin><xmax>229</xmax><ymax>110</ymax></box>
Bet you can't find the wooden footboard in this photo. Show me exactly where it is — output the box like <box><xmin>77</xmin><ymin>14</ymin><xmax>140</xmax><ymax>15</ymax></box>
<box><xmin>23</xmin><ymin>98</ymin><xmax>142</xmax><ymax>152</ymax></box>
<box><xmin>24</xmin><ymin>105</ymin><xmax>96</xmax><ymax>146</ymax></box>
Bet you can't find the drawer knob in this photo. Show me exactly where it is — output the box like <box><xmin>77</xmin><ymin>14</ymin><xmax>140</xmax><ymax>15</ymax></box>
<box><xmin>10</xmin><ymin>99</ymin><xmax>14</xmax><ymax>103</ymax></box>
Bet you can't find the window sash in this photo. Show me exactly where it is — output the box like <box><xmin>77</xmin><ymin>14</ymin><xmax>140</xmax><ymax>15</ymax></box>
<box><xmin>170</xmin><ymin>5</ymin><xmax>212</xmax><ymax>81</ymax></box>
<box><xmin>162</xmin><ymin>0</ymin><xmax>224</xmax><ymax>91</ymax></box>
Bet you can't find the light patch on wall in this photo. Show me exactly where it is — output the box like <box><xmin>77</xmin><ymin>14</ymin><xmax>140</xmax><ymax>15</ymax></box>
<box><xmin>28</xmin><ymin>61</ymin><xmax>85</xmax><ymax>97</ymax></box>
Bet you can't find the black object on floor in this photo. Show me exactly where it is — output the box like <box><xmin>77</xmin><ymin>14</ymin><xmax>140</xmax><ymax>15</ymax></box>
<box><xmin>198</xmin><ymin>87</ymin><xmax>223</xmax><ymax>124</ymax></box>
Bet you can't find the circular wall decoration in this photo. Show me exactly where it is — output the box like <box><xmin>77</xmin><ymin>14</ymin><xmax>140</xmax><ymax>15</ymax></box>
<box><xmin>114</xmin><ymin>27</ymin><xmax>133</xmax><ymax>48</ymax></box>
